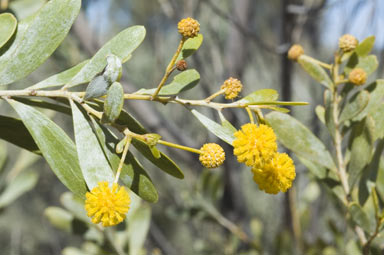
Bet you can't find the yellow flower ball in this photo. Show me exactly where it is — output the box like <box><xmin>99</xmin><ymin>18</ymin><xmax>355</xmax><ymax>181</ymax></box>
<box><xmin>199</xmin><ymin>143</ymin><xmax>225</xmax><ymax>168</ymax></box>
<box><xmin>177</xmin><ymin>17</ymin><xmax>200</xmax><ymax>38</ymax></box>
<box><xmin>233</xmin><ymin>123</ymin><xmax>277</xmax><ymax>168</ymax></box>
<box><xmin>349</xmin><ymin>68</ymin><xmax>367</xmax><ymax>86</ymax></box>
<box><xmin>85</xmin><ymin>182</ymin><xmax>130</xmax><ymax>227</ymax></box>
<box><xmin>339</xmin><ymin>34</ymin><xmax>358</xmax><ymax>52</ymax></box>
<box><xmin>221</xmin><ymin>77</ymin><xmax>243</xmax><ymax>100</ymax></box>
<box><xmin>287</xmin><ymin>44</ymin><xmax>304</xmax><ymax>61</ymax></box>
<box><xmin>252</xmin><ymin>153</ymin><xmax>296</xmax><ymax>194</ymax></box>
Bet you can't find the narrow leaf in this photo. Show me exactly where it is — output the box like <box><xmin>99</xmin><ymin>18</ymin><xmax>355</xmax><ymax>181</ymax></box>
<box><xmin>0</xmin><ymin>170</ymin><xmax>38</xmax><ymax>208</ymax></box>
<box><xmin>315</xmin><ymin>105</ymin><xmax>325</xmax><ymax>124</ymax></box>
<box><xmin>0</xmin><ymin>0</ymin><xmax>81</xmax><ymax>85</ymax></box>
<box><xmin>102</xmin><ymin>82</ymin><xmax>124</xmax><ymax>123</ymax></box>
<box><xmin>355</xmin><ymin>36</ymin><xmax>375</xmax><ymax>57</ymax></box>
<box><xmin>370</xmin><ymin>104</ymin><xmax>384</xmax><ymax>140</ymax></box>
<box><xmin>348</xmin><ymin>118</ymin><xmax>374</xmax><ymax>186</ymax></box>
<box><xmin>349</xmin><ymin>203</ymin><xmax>374</xmax><ymax>233</ymax></box>
<box><xmin>358</xmin><ymin>139</ymin><xmax>384</xmax><ymax>205</ymax></box>
<box><xmin>28</xmin><ymin>60</ymin><xmax>89</xmax><ymax>90</ymax></box>
<box><xmin>127</xmin><ymin>203</ymin><xmax>151</xmax><ymax>255</ymax></box>
<box><xmin>176</xmin><ymin>34</ymin><xmax>203</xmax><ymax>61</ymax></box>
<box><xmin>84</xmin><ymin>75</ymin><xmax>110</xmax><ymax>100</ymax></box>
<box><xmin>44</xmin><ymin>207</ymin><xmax>74</xmax><ymax>233</ymax></box>
<box><xmin>136</xmin><ymin>69</ymin><xmax>200</xmax><ymax>96</ymax></box>
<box><xmin>71</xmin><ymin>101</ymin><xmax>115</xmax><ymax>189</ymax></box>
<box><xmin>67</xmin><ymin>26</ymin><xmax>146</xmax><ymax>88</ymax></box>
<box><xmin>0</xmin><ymin>115</ymin><xmax>40</xmax><ymax>153</ymax></box>
<box><xmin>0</xmin><ymin>13</ymin><xmax>17</xmax><ymax>49</ymax></box>
<box><xmin>192</xmin><ymin>109</ymin><xmax>235</xmax><ymax>145</ymax></box>
<box><xmin>236</xmin><ymin>89</ymin><xmax>279</xmax><ymax>104</ymax></box>
<box><xmin>266</xmin><ymin>112</ymin><xmax>336</xmax><ymax>171</ymax></box>
<box><xmin>353</xmin><ymin>80</ymin><xmax>384</xmax><ymax>121</ymax></box>
<box><xmin>340</xmin><ymin>90</ymin><xmax>369</xmax><ymax>122</ymax></box>
<box><xmin>298</xmin><ymin>55</ymin><xmax>333</xmax><ymax>88</ymax></box>
<box><xmin>8</xmin><ymin>100</ymin><xmax>87</xmax><ymax>197</ymax></box>
<box><xmin>345</xmin><ymin>54</ymin><xmax>378</xmax><ymax>76</ymax></box>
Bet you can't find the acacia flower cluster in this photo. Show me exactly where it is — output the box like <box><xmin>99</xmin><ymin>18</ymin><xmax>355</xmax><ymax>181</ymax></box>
<box><xmin>85</xmin><ymin>182</ymin><xmax>130</xmax><ymax>227</ymax></box>
<box><xmin>233</xmin><ymin>123</ymin><xmax>296</xmax><ymax>194</ymax></box>
<box><xmin>199</xmin><ymin>143</ymin><xmax>226</xmax><ymax>168</ymax></box>
<box><xmin>220</xmin><ymin>77</ymin><xmax>243</xmax><ymax>100</ymax></box>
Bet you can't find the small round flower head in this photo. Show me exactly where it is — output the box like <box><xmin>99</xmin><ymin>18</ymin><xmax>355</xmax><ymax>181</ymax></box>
<box><xmin>199</xmin><ymin>143</ymin><xmax>225</xmax><ymax>168</ymax></box>
<box><xmin>85</xmin><ymin>182</ymin><xmax>130</xmax><ymax>227</ymax></box>
<box><xmin>349</xmin><ymin>68</ymin><xmax>367</xmax><ymax>86</ymax></box>
<box><xmin>233</xmin><ymin>123</ymin><xmax>277</xmax><ymax>168</ymax></box>
<box><xmin>176</xmin><ymin>60</ymin><xmax>188</xmax><ymax>71</ymax></box>
<box><xmin>178</xmin><ymin>17</ymin><xmax>200</xmax><ymax>38</ymax></box>
<box><xmin>339</xmin><ymin>34</ymin><xmax>358</xmax><ymax>52</ymax></box>
<box><xmin>252</xmin><ymin>153</ymin><xmax>296</xmax><ymax>194</ymax></box>
<box><xmin>287</xmin><ymin>44</ymin><xmax>304</xmax><ymax>61</ymax></box>
<box><xmin>220</xmin><ymin>77</ymin><xmax>243</xmax><ymax>100</ymax></box>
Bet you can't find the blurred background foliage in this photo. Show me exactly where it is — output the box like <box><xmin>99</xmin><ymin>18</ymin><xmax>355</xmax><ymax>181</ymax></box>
<box><xmin>0</xmin><ymin>0</ymin><xmax>384</xmax><ymax>254</ymax></box>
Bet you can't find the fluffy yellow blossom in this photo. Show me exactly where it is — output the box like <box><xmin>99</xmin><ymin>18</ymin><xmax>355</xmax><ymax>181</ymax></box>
<box><xmin>221</xmin><ymin>77</ymin><xmax>243</xmax><ymax>100</ymax></box>
<box><xmin>339</xmin><ymin>34</ymin><xmax>358</xmax><ymax>52</ymax></box>
<box><xmin>252</xmin><ymin>153</ymin><xmax>296</xmax><ymax>194</ymax></box>
<box><xmin>349</xmin><ymin>68</ymin><xmax>367</xmax><ymax>86</ymax></box>
<box><xmin>233</xmin><ymin>123</ymin><xmax>277</xmax><ymax>168</ymax></box>
<box><xmin>287</xmin><ymin>44</ymin><xmax>304</xmax><ymax>61</ymax></box>
<box><xmin>199</xmin><ymin>143</ymin><xmax>225</xmax><ymax>168</ymax></box>
<box><xmin>85</xmin><ymin>182</ymin><xmax>130</xmax><ymax>227</ymax></box>
<box><xmin>177</xmin><ymin>17</ymin><xmax>200</xmax><ymax>38</ymax></box>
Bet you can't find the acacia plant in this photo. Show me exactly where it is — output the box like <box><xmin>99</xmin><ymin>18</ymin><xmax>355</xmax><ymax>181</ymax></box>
<box><xmin>284</xmin><ymin>35</ymin><xmax>384</xmax><ymax>254</ymax></box>
<box><xmin>0</xmin><ymin>0</ymin><xmax>307</xmax><ymax>254</ymax></box>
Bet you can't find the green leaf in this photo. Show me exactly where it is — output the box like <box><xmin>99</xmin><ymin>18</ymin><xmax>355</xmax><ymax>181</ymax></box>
<box><xmin>0</xmin><ymin>13</ymin><xmax>17</xmax><ymax>49</ymax></box>
<box><xmin>349</xmin><ymin>202</ymin><xmax>374</xmax><ymax>233</ymax></box>
<box><xmin>135</xmin><ymin>69</ymin><xmax>200</xmax><ymax>96</ymax></box>
<box><xmin>102</xmin><ymin>82</ymin><xmax>124</xmax><ymax>123</ymax></box>
<box><xmin>298</xmin><ymin>55</ymin><xmax>333</xmax><ymax>88</ymax></box>
<box><xmin>44</xmin><ymin>207</ymin><xmax>74</xmax><ymax>233</ymax></box>
<box><xmin>324</xmin><ymin>90</ymin><xmax>336</xmax><ymax>139</ymax></box>
<box><xmin>132</xmin><ymin>139</ymin><xmax>184</xmax><ymax>179</ymax></box>
<box><xmin>28</xmin><ymin>60</ymin><xmax>89</xmax><ymax>90</ymax></box>
<box><xmin>315</xmin><ymin>105</ymin><xmax>325</xmax><ymax>124</ymax></box>
<box><xmin>345</xmin><ymin>54</ymin><xmax>378</xmax><ymax>76</ymax></box>
<box><xmin>84</xmin><ymin>75</ymin><xmax>110</xmax><ymax>100</ymax></box>
<box><xmin>348</xmin><ymin>118</ymin><xmax>374</xmax><ymax>186</ymax></box>
<box><xmin>90</xmin><ymin>120</ymin><xmax>158</xmax><ymax>202</ymax></box>
<box><xmin>353</xmin><ymin>80</ymin><xmax>384</xmax><ymax>121</ymax></box>
<box><xmin>71</xmin><ymin>101</ymin><xmax>115</xmax><ymax>189</ymax></box>
<box><xmin>355</xmin><ymin>36</ymin><xmax>375</xmax><ymax>57</ymax></box>
<box><xmin>192</xmin><ymin>109</ymin><xmax>235</xmax><ymax>145</ymax></box>
<box><xmin>127</xmin><ymin>202</ymin><xmax>151</xmax><ymax>255</ymax></box>
<box><xmin>339</xmin><ymin>90</ymin><xmax>370</xmax><ymax>122</ymax></box>
<box><xmin>66</xmin><ymin>26</ymin><xmax>146</xmax><ymax>88</ymax></box>
<box><xmin>266</xmin><ymin>112</ymin><xmax>336</xmax><ymax>171</ymax></box>
<box><xmin>0</xmin><ymin>170</ymin><xmax>38</xmax><ymax>208</ymax></box>
<box><xmin>358</xmin><ymin>139</ymin><xmax>384</xmax><ymax>205</ymax></box>
<box><xmin>236</xmin><ymin>89</ymin><xmax>279</xmax><ymax>104</ymax></box>
<box><xmin>0</xmin><ymin>0</ymin><xmax>81</xmax><ymax>85</ymax></box>
<box><xmin>370</xmin><ymin>104</ymin><xmax>384</xmax><ymax>140</ymax></box>
<box><xmin>8</xmin><ymin>99</ymin><xmax>87</xmax><ymax>196</ymax></box>
<box><xmin>176</xmin><ymin>34</ymin><xmax>203</xmax><ymax>61</ymax></box>
<box><xmin>12</xmin><ymin>97</ymin><xmax>72</xmax><ymax>115</ymax></box>
<box><xmin>0</xmin><ymin>115</ymin><xmax>40</xmax><ymax>153</ymax></box>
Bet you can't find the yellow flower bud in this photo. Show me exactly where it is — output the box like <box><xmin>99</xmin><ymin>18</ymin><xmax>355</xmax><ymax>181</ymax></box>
<box><xmin>349</xmin><ymin>68</ymin><xmax>367</xmax><ymax>86</ymax></box>
<box><xmin>220</xmin><ymin>77</ymin><xmax>243</xmax><ymax>100</ymax></box>
<box><xmin>339</xmin><ymin>34</ymin><xmax>358</xmax><ymax>52</ymax></box>
<box><xmin>287</xmin><ymin>44</ymin><xmax>304</xmax><ymax>61</ymax></box>
<box><xmin>199</xmin><ymin>143</ymin><xmax>225</xmax><ymax>168</ymax></box>
<box><xmin>177</xmin><ymin>17</ymin><xmax>200</xmax><ymax>38</ymax></box>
